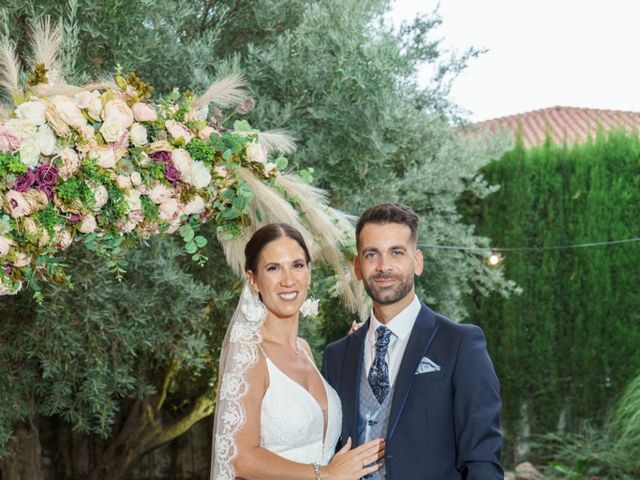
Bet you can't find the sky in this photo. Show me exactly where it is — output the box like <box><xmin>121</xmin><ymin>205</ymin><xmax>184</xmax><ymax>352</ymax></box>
<box><xmin>388</xmin><ymin>0</ymin><xmax>640</xmax><ymax>122</ymax></box>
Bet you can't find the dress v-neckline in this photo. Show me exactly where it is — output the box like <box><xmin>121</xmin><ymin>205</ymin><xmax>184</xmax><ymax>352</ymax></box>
<box><xmin>264</xmin><ymin>353</ymin><xmax>330</xmax><ymax>446</ymax></box>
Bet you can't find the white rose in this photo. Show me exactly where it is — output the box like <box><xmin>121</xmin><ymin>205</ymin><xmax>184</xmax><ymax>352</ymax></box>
<box><xmin>78</xmin><ymin>215</ymin><xmax>98</xmax><ymax>234</ymax></box>
<box><xmin>102</xmin><ymin>99</ymin><xmax>134</xmax><ymax>128</ymax></box>
<box><xmin>124</xmin><ymin>189</ymin><xmax>142</xmax><ymax>211</ymax></box>
<box><xmin>188</xmin><ymin>161</ymin><xmax>211</xmax><ymax>189</ymax></box>
<box><xmin>171</xmin><ymin>148</ymin><xmax>192</xmax><ymax>176</ymax></box>
<box><xmin>4</xmin><ymin>119</ymin><xmax>37</xmax><ymax>139</ymax></box>
<box><xmin>182</xmin><ymin>195</ymin><xmax>205</xmax><ymax>216</ymax></box>
<box><xmin>246</xmin><ymin>142</ymin><xmax>267</xmax><ymax>164</ymax></box>
<box><xmin>147</xmin><ymin>183</ymin><xmax>173</xmax><ymax>204</ymax></box>
<box><xmin>89</xmin><ymin>147</ymin><xmax>117</xmax><ymax>169</ymax></box>
<box><xmin>16</xmin><ymin>101</ymin><xmax>47</xmax><ymax>126</ymax></box>
<box><xmin>0</xmin><ymin>235</ymin><xmax>11</xmax><ymax>257</ymax></box>
<box><xmin>74</xmin><ymin>90</ymin><xmax>103</xmax><ymax>121</ymax></box>
<box><xmin>19</xmin><ymin>138</ymin><xmax>41</xmax><ymax>167</ymax></box>
<box><xmin>58</xmin><ymin>148</ymin><xmax>81</xmax><ymax>179</ymax></box>
<box><xmin>90</xmin><ymin>183</ymin><xmax>109</xmax><ymax>210</ymax></box>
<box><xmin>35</xmin><ymin>125</ymin><xmax>57</xmax><ymax>156</ymax></box>
<box><xmin>300</xmin><ymin>298</ymin><xmax>320</xmax><ymax>317</ymax></box>
<box><xmin>100</xmin><ymin>118</ymin><xmax>126</xmax><ymax>143</ymax></box>
<box><xmin>129</xmin><ymin>123</ymin><xmax>148</xmax><ymax>147</ymax></box>
<box><xmin>165</xmin><ymin>120</ymin><xmax>194</xmax><ymax>144</ymax></box>
<box><xmin>130</xmin><ymin>171</ymin><xmax>142</xmax><ymax>186</ymax></box>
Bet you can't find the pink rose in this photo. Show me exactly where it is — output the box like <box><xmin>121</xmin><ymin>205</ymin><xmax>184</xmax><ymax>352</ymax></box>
<box><xmin>16</xmin><ymin>100</ymin><xmax>47</xmax><ymax>126</ymax></box>
<box><xmin>132</xmin><ymin>102</ymin><xmax>158</xmax><ymax>122</ymax></box>
<box><xmin>5</xmin><ymin>190</ymin><xmax>32</xmax><ymax>218</ymax></box>
<box><xmin>100</xmin><ymin>118</ymin><xmax>126</xmax><ymax>143</ymax></box>
<box><xmin>165</xmin><ymin>120</ymin><xmax>194</xmax><ymax>144</ymax></box>
<box><xmin>158</xmin><ymin>198</ymin><xmax>180</xmax><ymax>222</ymax></box>
<box><xmin>0</xmin><ymin>126</ymin><xmax>22</xmax><ymax>152</ymax></box>
<box><xmin>116</xmin><ymin>175</ymin><xmax>132</xmax><ymax>189</ymax></box>
<box><xmin>102</xmin><ymin>99</ymin><xmax>134</xmax><ymax>128</ymax></box>
<box><xmin>78</xmin><ymin>215</ymin><xmax>98</xmax><ymax>234</ymax></box>
<box><xmin>0</xmin><ymin>235</ymin><xmax>11</xmax><ymax>257</ymax></box>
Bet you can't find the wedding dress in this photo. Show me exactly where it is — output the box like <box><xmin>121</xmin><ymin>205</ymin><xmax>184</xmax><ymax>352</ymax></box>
<box><xmin>260</xmin><ymin>350</ymin><xmax>342</xmax><ymax>465</ymax></box>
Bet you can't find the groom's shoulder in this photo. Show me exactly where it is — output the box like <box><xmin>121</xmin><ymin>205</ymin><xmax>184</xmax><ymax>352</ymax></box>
<box><xmin>423</xmin><ymin>302</ymin><xmax>486</xmax><ymax>340</ymax></box>
<box><xmin>324</xmin><ymin>333</ymin><xmax>351</xmax><ymax>355</ymax></box>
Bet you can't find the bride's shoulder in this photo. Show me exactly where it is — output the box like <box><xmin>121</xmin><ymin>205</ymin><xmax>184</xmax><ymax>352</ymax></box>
<box><xmin>244</xmin><ymin>347</ymin><xmax>269</xmax><ymax>392</ymax></box>
<box><xmin>296</xmin><ymin>337</ymin><xmax>314</xmax><ymax>357</ymax></box>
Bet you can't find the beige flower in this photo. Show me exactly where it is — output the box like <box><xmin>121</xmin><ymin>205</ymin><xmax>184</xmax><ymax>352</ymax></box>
<box><xmin>78</xmin><ymin>215</ymin><xmax>98</xmax><ymax>234</ymax></box>
<box><xmin>89</xmin><ymin>146</ymin><xmax>117</xmax><ymax>169</ymax></box>
<box><xmin>22</xmin><ymin>217</ymin><xmax>39</xmax><ymax>235</ymax></box>
<box><xmin>130</xmin><ymin>171</ymin><xmax>142</xmax><ymax>186</ymax></box>
<box><xmin>102</xmin><ymin>99</ymin><xmax>134</xmax><ymax>128</ymax></box>
<box><xmin>13</xmin><ymin>252</ymin><xmax>32</xmax><ymax>267</ymax></box>
<box><xmin>132</xmin><ymin>102</ymin><xmax>158</xmax><ymax>122</ymax></box>
<box><xmin>16</xmin><ymin>100</ymin><xmax>47</xmax><ymax>126</ymax></box>
<box><xmin>38</xmin><ymin>229</ymin><xmax>51</xmax><ymax>248</ymax></box>
<box><xmin>171</xmin><ymin>148</ymin><xmax>192</xmax><ymax>176</ymax></box>
<box><xmin>158</xmin><ymin>198</ymin><xmax>180</xmax><ymax>222</ymax></box>
<box><xmin>116</xmin><ymin>175</ymin><xmax>132</xmax><ymax>189</ymax></box>
<box><xmin>74</xmin><ymin>90</ymin><xmax>103</xmax><ymax>121</ymax></box>
<box><xmin>19</xmin><ymin>138</ymin><xmax>41</xmax><ymax>167</ymax></box>
<box><xmin>124</xmin><ymin>189</ymin><xmax>142</xmax><ymax>211</ymax></box>
<box><xmin>0</xmin><ymin>235</ymin><xmax>11</xmax><ymax>257</ymax></box>
<box><xmin>214</xmin><ymin>165</ymin><xmax>229</xmax><ymax>178</ymax></box>
<box><xmin>48</xmin><ymin>96</ymin><xmax>87</xmax><ymax>129</ymax></box>
<box><xmin>165</xmin><ymin>120</ymin><xmax>194</xmax><ymax>144</ymax></box>
<box><xmin>189</xmin><ymin>161</ymin><xmax>212</xmax><ymax>189</ymax></box>
<box><xmin>58</xmin><ymin>148</ymin><xmax>81</xmax><ymax>180</ymax></box>
<box><xmin>35</xmin><ymin>125</ymin><xmax>57</xmax><ymax>156</ymax></box>
<box><xmin>90</xmin><ymin>183</ymin><xmax>109</xmax><ymax>211</ymax></box>
<box><xmin>147</xmin><ymin>140</ymin><xmax>174</xmax><ymax>154</ymax></box>
<box><xmin>54</xmin><ymin>229</ymin><xmax>73</xmax><ymax>250</ymax></box>
<box><xmin>5</xmin><ymin>191</ymin><xmax>32</xmax><ymax>218</ymax></box>
<box><xmin>246</xmin><ymin>142</ymin><xmax>267</xmax><ymax>164</ymax></box>
<box><xmin>147</xmin><ymin>183</ymin><xmax>173</xmax><ymax>204</ymax></box>
<box><xmin>198</xmin><ymin>126</ymin><xmax>217</xmax><ymax>140</ymax></box>
<box><xmin>182</xmin><ymin>195</ymin><xmax>205</xmax><ymax>216</ymax></box>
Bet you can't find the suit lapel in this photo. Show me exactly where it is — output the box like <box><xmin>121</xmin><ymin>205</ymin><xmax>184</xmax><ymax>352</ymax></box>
<box><xmin>387</xmin><ymin>304</ymin><xmax>439</xmax><ymax>441</ymax></box>
<box><xmin>341</xmin><ymin>320</ymin><xmax>369</xmax><ymax>442</ymax></box>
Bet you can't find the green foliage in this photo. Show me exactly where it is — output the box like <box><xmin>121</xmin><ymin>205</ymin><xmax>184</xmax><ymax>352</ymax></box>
<box><xmin>470</xmin><ymin>130</ymin><xmax>640</xmax><ymax>465</ymax></box>
<box><xmin>0</xmin><ymin>152</ymin><xmax>27</xmax><ymax>179</ymax></box>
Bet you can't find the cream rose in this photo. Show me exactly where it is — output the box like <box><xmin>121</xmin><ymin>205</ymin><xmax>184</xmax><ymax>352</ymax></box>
<box><xmin>124</xmin><ymin>189</ymin><xmax>142</xmax><ymax>211</ymax></box>
<box><xmin>116</xmin><ymin>175</ymin><xmax>132</xmax><ymax>189</ymax></box>
<box><xmin>4</xmin><ymin>119</ymin><xmax>37</xmax><ymax>139</ymax></box>
<box><xmin>100</xmin><ymin>118</ymin><xmax>126</xmax><ymax>143</ymax></box>
<box><xmin>102</xmin><ymin>99</ymin><xmax>134</xmax><ymax>128</ymax></box>
<box><xmin>129</xmin><ymin>123</ymin><xmax>148</xmax><ymax>147</ymax></box>
<box><xmin>246</xmin><ymin>142</ymin><xmax>267</xmax><ymax>164</ymax></box>
<box><xmin>48</xmin><ymin>96</ymin><xmax>87</xmax><ymax>128</ymax></box>
<box><xmin>158</xmin><ymin>198</ymin><xmax>180</xmax><ymax>222</ymax></box>
<box><xmin>16</xmin><ymin>100</ymin><xmax>47</xmax><ymax>126</ymax></box>
<box><xmin>165</xmin><ymin>120</ymin><xmax>194</xmax><ymax>144</ymax></box>
<box><xmin>131</xmin><ymin>102</ymin><xmax>158</xmax><ymax>122</ymax></box>
<box><xmin>198</xmin><ymin>126</ymin><xmax>217</xmax><ymax>140</ymax></box>
<box><xmin>182</xmin><ymin>195</ymin><xmax>205</xmax><ymax>216</ymax></box>
<box><xmin>90</xmin><ymin>183</ymin><xmax>109</xmax><ymax>210</ymax></box>
<box><xmin>171</xmin><ymin>148</ymin><xmax>192</xmax><ymax>176</ymax></box>
<box><xmin>130</xmin><ymin>171</ymin><xmax>142</xmax><ymax>186</ymax></box>
<box><xmin>13</xmin><ymin>252</ymin><xmax>32</xmax><ymax>267</ymax></box>
<box><xmin>74</xmin><ymin>90</ymin><xmax>103</xmax><ymax>121</ymax></box>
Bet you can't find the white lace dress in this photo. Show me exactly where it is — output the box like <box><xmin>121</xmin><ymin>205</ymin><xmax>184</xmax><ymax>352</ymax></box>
<box><xmin>260</xmin><ymin>352</ymin><xmax>342</xmax><ymax>466</ymax></box>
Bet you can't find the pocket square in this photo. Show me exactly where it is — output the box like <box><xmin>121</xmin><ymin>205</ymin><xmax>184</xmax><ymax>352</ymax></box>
<box><xmin>415</xmin><ymin>356</ymin><xmax>441</xmax><ymax>374</ymax></box>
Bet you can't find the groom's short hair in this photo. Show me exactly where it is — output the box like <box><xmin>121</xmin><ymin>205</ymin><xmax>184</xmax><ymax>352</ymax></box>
<box><xmin>356</xmin><ymin>203</ymin><xmax>419</xmax><ymax>248</ymax></box>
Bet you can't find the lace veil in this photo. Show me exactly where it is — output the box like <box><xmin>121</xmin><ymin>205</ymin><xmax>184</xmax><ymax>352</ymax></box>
<box><xmin>210</xmin><ymin>283</ymin><xmax>267</xmax><ymax>480</ymax></box>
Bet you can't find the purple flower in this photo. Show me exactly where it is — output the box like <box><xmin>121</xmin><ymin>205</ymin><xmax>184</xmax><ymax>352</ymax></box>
<box><xmin>149</xmin><ymin>151</ymin><xmax>171</xmax><ymax>163</ymax></box>
<box><xmin>164</xmin><ymin>162</ymin><xmax>181</xmax><ymax>183</ymax></box>
<box><xmin>35</xmin><ymin>164</ymin><xmax>59</xmax><ymax>186</ymax></box>
<box><xmin>4</xmin><ymin>265</ymin><xmax>11</xmax><ymax>275</ymax></box>
<box><xmin>14</xmin><ymin>170</ymin><xmax>37</xmax><ymax>192</ymax></box>
<box><xmin>68</xmin><ymin>214</ymin><xmax>82</xmax><ymax>224</ymax></box>
<box><xmin>37</xmin><ymin>185</ymin><xmax>55</xmax><ymax>202</ymax></box>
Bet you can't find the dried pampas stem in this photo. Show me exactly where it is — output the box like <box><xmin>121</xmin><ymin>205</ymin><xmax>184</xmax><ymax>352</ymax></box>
<box><xmin>29</xmin><ymin>17</ymin><xmax>65</xmax><ymax>85</ymax></box>
<box><xmin>258</xmin><ymin>129</ymin><xmax>297</xmax><ymax>154</ymax></box>
<box><xmin>190</xmin><ymin>73</ymin><xmax>247</xmax><ymax>112</ymax></box>
<box><xmin>0</xmin><ymin>39</ymin><xmax>22</xmax><ymax>100</ymax></box>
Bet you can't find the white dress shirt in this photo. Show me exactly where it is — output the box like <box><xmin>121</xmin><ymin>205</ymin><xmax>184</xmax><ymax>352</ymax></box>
<box><xmin>363</xmin><ymin>295</ymin><xmax>421</xmax><ymax>387</ymax></box>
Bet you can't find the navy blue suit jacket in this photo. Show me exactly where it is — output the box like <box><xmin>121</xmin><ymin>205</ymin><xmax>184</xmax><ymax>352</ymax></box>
<box><xmin>321</xmin><ymin>303</ymin><xmax>503</xmax><ymax>480</ymax></box>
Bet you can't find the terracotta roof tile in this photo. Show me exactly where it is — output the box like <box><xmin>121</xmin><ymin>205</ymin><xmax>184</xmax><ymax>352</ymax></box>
<box><xmin>463</xmin><ymin>106</ymin><xmax>640</xmax><ymax>147</ymax></box>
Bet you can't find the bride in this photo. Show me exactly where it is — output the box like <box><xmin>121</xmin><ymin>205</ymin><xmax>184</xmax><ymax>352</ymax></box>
<box><xmin>211</xmin><ymin>223</ymin><xmax>384</xmax><ymax>480</ymax></box>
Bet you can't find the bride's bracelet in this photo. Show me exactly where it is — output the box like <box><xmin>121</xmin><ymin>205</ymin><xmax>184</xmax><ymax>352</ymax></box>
<box><xmin>312</xmin><ymin>463</ymin><xmax>324</xmax><ymax>480</ymax></box>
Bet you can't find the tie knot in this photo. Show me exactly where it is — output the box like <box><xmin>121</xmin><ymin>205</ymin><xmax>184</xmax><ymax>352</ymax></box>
<box><xmin>375</xmin><ymin>325</ymin><xmax>392</xmax><ymax>349</ymax></box>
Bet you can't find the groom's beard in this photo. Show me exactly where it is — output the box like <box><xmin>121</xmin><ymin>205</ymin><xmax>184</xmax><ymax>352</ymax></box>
<box><xmin>362</xmin><ymin>272</ymin><xmax>413</xmax><ymax>305</ymax></box>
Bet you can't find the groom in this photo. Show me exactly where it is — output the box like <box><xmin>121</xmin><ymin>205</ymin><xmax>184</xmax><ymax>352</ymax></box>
<box><xmin>322</xmin><ymin>203</ymin><xmax>503</xmax><ymax>479</ymax></box>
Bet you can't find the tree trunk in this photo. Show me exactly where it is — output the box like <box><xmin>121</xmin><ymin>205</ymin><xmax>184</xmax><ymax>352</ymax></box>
<box><xmin>88</xmin><ymin>361</ymin><xmax>214</xmax><ymax>480</ymax></box>
<box><xmin>0</xmin><ymin>419</ymin><xmax>44</xmax><ymax>480</ymax></box>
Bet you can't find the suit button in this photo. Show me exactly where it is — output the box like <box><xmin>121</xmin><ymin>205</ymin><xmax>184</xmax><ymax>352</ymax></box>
<box><xmin>386</xmin><ymin>454</ymin><xmax>394</xmax><ymax>459</ymax></box>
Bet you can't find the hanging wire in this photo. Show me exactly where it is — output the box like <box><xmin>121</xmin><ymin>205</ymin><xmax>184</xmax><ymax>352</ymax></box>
<box><xmin>418</xmin><ymin>237</ymin><xmax>640</xmax><ymax>253</ymax></box>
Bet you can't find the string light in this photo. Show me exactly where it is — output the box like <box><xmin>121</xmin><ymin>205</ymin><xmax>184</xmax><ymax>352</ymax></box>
<box><xmin>418</xmin><ymin>237</ymin><xmax>640</xmax><ymax>254</ymax></box>
<box><xmin>486</xmin><ymin>252</ymin><xmax>503</xmax><ymax>267</ymax></box>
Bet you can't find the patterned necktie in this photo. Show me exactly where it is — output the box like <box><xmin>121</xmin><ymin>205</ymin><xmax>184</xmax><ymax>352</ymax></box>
<box><xmin>368</xmin><ymin>325</ymin><xmax>392</xmax><ymax>404</ymax></box>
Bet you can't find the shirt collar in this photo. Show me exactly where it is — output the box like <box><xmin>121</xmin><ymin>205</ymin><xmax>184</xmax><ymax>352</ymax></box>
<box><xmin>369</xmin><ymin>295</ymin><xmax>421</xmax><ymax>341</ymax></box>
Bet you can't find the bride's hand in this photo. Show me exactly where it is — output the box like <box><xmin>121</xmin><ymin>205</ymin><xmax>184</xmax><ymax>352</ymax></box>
<box><xmin>321</xmin><ymin>437</ymin><xmax>384</xmax><ymax>480</ymax></box>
